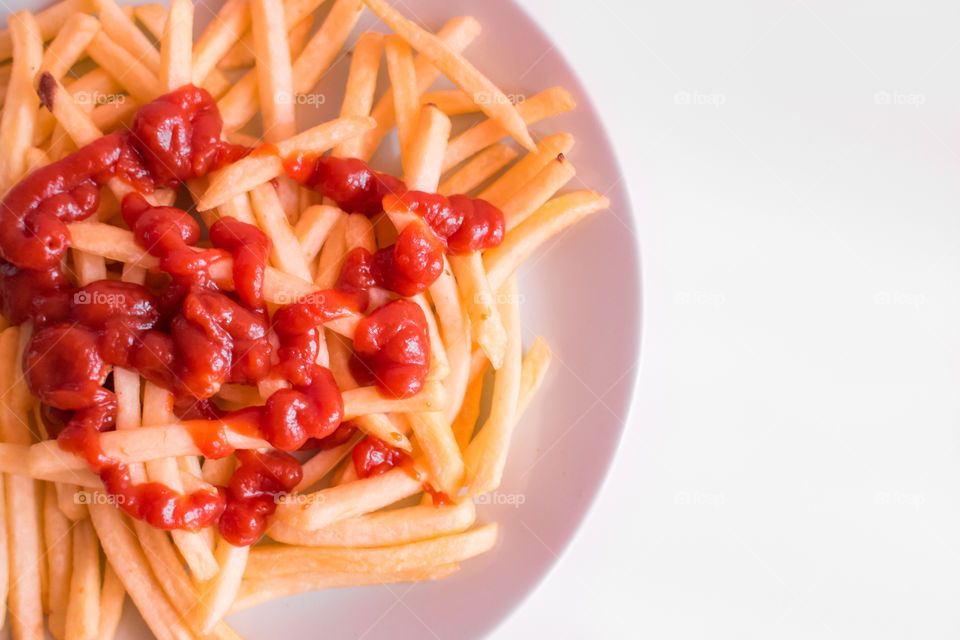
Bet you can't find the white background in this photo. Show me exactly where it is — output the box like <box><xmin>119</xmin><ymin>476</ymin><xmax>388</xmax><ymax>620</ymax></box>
<box><xmin>500</xmin><ymin>0</ymin><xmax>960</xmax><ymax>638</ymax></box>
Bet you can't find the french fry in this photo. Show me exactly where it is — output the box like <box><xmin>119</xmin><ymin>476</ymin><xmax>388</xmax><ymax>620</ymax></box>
<box><xmin>268</xmin><ymin>499</ymin><xmax>475</xmax><ymax>546</ymax></box>
<box><xmin>404</xmin><ymin>104</ymin><xmax>451</xmax><ymax>190</ymax></box>
<box><xmin>294</xmin><ymin>433</ymin><xmax>361</xmax><ymax>492</ymax></box>
<box><xmin>198</xmin><ymin>538</ymin><xmax>248</xmax><ymax>634</ymax></box>
<box><xmin>485</xmin><ymin>190</ymin><xmax>610</xmax><ymax>292</ymax></box>
<box><xmin>30</xmin><ymin>383</ymin><xmax>443</xmax><ymax>475</ymax></box>
<box><xmin>65</xmin><ymin>517</ymin><xmax>100</xmax><ymax>640</ymax></box>
<box><xmin>358</xmin><ymin>15</ymin><xmax>481</xmax><ymax>160</ymax></box>
<box><xmin>478</xmin><ymin>131</ymin><xmax>574</xmax><ymax>207</ymax></box>
<box><xmin>89</xmin><ymin>501</ymin><xmax>194</xmax><ymax>640</ymax></box>
<box><xmin>248</xmin><ymin>523</ymin><xmax>497</xmax><ymax>576</ymax></box>
<box><xmin>443</xmin><ymin>86</ymin><xmax>576</xmax><ymax>172</ymax></box>
<box><xmin>464</xmin><ymin>277</ymin><xmax>522</xmax><ymax>494</ymax></box>
<box><xmin>217</xmin><ymin>0</ymin><xmax>363</xmax><ymax>132</ymax></box>
<box><xmin>384</xmin><ymin>34</ymin><xmax>418</xmax><ymax>164</ymax></box>
<box><xmin>273</xmin><ymin>466</ymin><xmax>424</xmax><ymax>530</ymax></box>
<box><xmin>159</xmin><ymin>0</ymin><xmax>193</xmax><ymax>92</ymax></box>
<box><xmin>0</xmin><ymin>475</ymin><xmax>8</xmax><ymax>630</ymax></box>
<box><xmin>0</xmin><ymin>11</ymin><xmax>42</xmax><ymax>193</ymax></box>
<box><xmin>97</xmin><ymin>563</ymin><xmax>125</xmax><ymax>640</ymax></box>
<box><xmin>363</xmin><ymin>0</ymin><xmax>534</xmax><ymax>151</ymax></box>
<box><xmin>451</xmin><ymin>252</ymin><xmax>506</xmax><ymax>369</ymax></box>
<box><xmin>86</xmin><ymin>31</ymin><xmax>161</xmax><ymax>103</ymax></box>
<box><xmin>429</xmin><ymin>262</ymin><xmax>471</xmax><ymax>423</ymax></box>
<box><xmin>191</xmin><ymin>0</ymin><xmax>249</xmax><ymax>85</ymax></box>
<box><xmin>250</xmin><ymin>183</ymin><xmax>312</xmax><ymax>279</ymax></box>
<box><xmin>43</xmin><ymin>482</ymin><xmax>71</xmax><ymax>640</ymax></box>
<box><xmin>141</xmin><ymin>383</ymin><xmax>219</xmax><ymax>582</ymax></box>
<box><xmin>452</xmin><ymin>369</ymin><xmax>485</xmax><ymax>450</ymax></box>
<box><xmin>438</xmin><ymin>143</ymin><xmax>517</xmax><ymax>196</ymax></box>
<box><xmin>0</xmin><ymin>327</ymin><xmax>43</xmax><ymax>640</ymax></box>
<box><xmin>500</xmin><ymin>155</ymin><xmax>576</xmax><ymax>230</ymax></box>
<box><xmin>231</xmin><ymin>564</ymin><xmax>458</xmax><ymax>614</ymax></box>
<box><xmin>198</xmin><ymin>115</ymin><xmax>376</xmax><ymax>211</ymax></box>
<box><xmin>421</xmin><ymin>89</ymin><xmax>482</xmax><ymax>116</ymax></box>
<box><xmin>251</xmin><ymin>0</ymin><xmax>295</xmax><ymax>142</ymax></box>
<box><xmin>39</xmin><ymin>13</ymin><xmax>100</xmax><ymax>81</ymax></box>
<box><xmin>517</xmin><ymin>336</ymin><xmax>552</xmax><ymax>417</ymax></box>
<box><xmin>218</xmin><ymin>0</ymin><xmax>321</xmax><ymax>70</ymax></box>
<box><xmin>295</xmin><ymin>204</ymin><xmax>342</xmax><ymax>262</ymax></box>
<box><xmin>0</xmin><ymin>0</ymin><xmax>91</xmax><ymax>61</ymax></box>
<box><xmin>333</xmin><ymin>31</ymin><xmax>382</xmax><ymax>158</ymax></box>
<box><xmin>405</xmin><ymin>412</ymin><xmax>463</xmax><ymax>495</ymax></box>
<box><xmin>93</xmin><ymin>0</ymin><xmax>161</xmax><ymax>73</ymax></box>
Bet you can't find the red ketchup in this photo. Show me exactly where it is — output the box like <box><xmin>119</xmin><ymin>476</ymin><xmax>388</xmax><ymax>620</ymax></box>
<box><xmin>0</xmin><ymin>85</ymin><xmax>487</xmax><ymax>544</ymax></box>
<box><xmin>353</xmin><ymin>436</ymin><xmax>451</xmax><ymax>505</ymax></box>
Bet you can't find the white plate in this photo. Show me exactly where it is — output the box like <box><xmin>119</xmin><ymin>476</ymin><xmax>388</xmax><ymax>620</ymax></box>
<box><xmin>10</xmin><ymin>0</ymin><xmax>641</xmax><ymax>636</ymax></box>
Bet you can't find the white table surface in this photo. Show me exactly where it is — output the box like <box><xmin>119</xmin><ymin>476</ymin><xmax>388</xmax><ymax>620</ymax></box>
<box><xmin>499</xmin><ymin>1</ymin><xmax>960</xmax><ymax>638</ymax></box>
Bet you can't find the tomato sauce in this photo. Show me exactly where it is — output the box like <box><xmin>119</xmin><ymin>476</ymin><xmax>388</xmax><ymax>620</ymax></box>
<box><xmin>0</xmin><ymin>83</ymin><xmax>490</xmax><ymax>544</ymax></box>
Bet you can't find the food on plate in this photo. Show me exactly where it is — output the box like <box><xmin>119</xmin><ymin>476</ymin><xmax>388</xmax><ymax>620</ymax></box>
<box><xmin>0</xmin><ymin>0</ymin><xmax>609</xmax><ymax>636</ymax></box>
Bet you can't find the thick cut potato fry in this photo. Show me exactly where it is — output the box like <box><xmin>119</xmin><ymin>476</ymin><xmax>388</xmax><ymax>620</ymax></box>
<box><xmin>248</xmin><ymin>523</ymin><xmax>498</xmax><ymax>577</ymax></box>
<box><xmin>363</xmin><ymin>0</ymin><xmax>534</xmax><ymax>151</ymax></box>
<box><xmin>268</xmin><ymin>499</ymin><xmax>476</xmax><ymax>546</ymax></box>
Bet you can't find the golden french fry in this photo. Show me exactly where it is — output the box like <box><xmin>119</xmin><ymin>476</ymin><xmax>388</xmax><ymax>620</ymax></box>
<box><xmin>250</xmin><ymin>183</ymin><xmax>312</xmax><ymax>280</ymax></box>
<box><xmin>86</xmin><ymin>31</ymin><xmax>161</xmax><ymax>103</ymax></box>
<box><xmin>421</xmin><ymin>89</ymin><xmax>482</xmax><ymax>116</ymax></box>
<box><xmin>451</xmin><ymin>251</ymin><xmax>506</xmax><ymax>369</ymax></box>
<box><xmin>251</xmin><ymin>0</ymin><xmax>296</xmax><ymax>142</ymax></box>
<box><xmin>191</xmin><ymin>0</ymin><xmax>249</xmax><ymax>85</ymax></box>
<box><xmin>43</xmin><ymin>482</ymin><xmax>71</xmax><ymax>640</ymax></box>
<box><xmin>97</xmin><ymin>563</ymin><xmax>125</xmax><ymax>640</ymax></box>
<box><xmin>39</xmin><ymin>13</ymin><xmax>100</xmax><ymax>81</ymax></box>
<box><xmin>363</xmin><ymin>0</ymin><xmax>534</xmax><ymax>150</ymax></box>
<box><xmin>501</xmin><ymin>154</ymin><xmax>576</xmax><ymax>230</ymax></box>
<box><xmin>405</xmin><ymin>412</ymin><xmax>463</xmax><ymax>495</ymax></box>
<box><xmin>198</xmin><ymin>539</ymin><xmax>248</xmax><ymax>634</ymax></box>
<box><xmin>93</xmin><ymin>0</ymin><xmax>161</xmax><ymax>73</ymax></box>
<box><xmin>0</xmin><ymin>0</ymin><xmax>91</xmax><ymax>60</ymax></box>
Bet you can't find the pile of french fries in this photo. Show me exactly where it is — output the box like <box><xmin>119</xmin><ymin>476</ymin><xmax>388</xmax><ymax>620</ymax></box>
<box><xmin>0</xmin><ymin>0</ymin><xmax>610</xmax><ymax>637</ymax></box>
